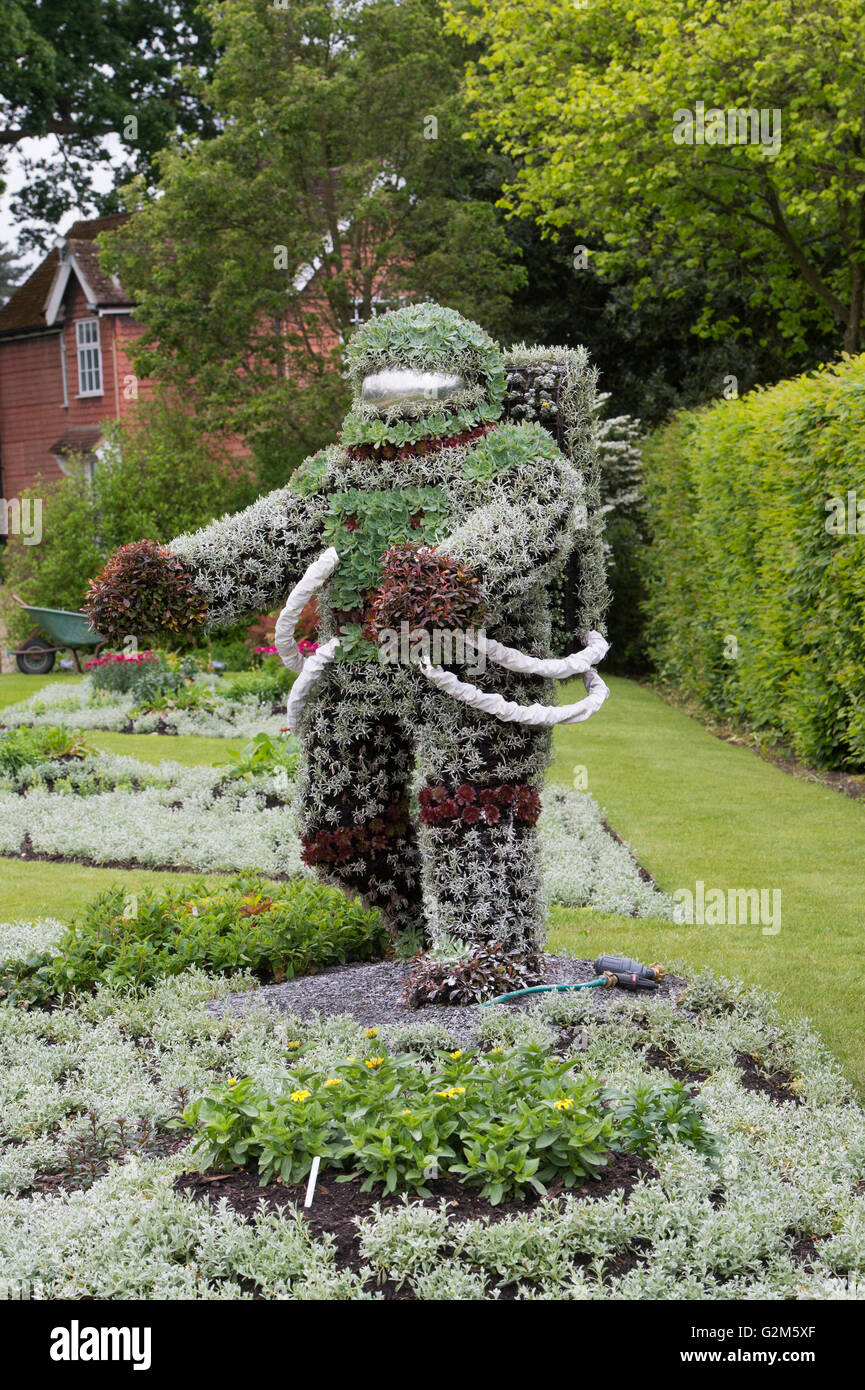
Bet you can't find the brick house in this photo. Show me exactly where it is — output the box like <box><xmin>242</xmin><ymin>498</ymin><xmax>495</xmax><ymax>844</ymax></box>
<box><xmin>0</xmin><ymin>214</ymin><xmax>154</xmax><ymax>505</ymax></box>
<box><xmin>0</xmin><ymin>208</ymin><xmax>396</xmax><ymax>513</ymax></box>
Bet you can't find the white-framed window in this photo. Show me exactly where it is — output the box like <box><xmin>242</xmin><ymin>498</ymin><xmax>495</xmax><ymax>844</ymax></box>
<box><xmin>75</xmin><ymin>318</ymin><xmax>102</xmax><ymax>396</ymax></box>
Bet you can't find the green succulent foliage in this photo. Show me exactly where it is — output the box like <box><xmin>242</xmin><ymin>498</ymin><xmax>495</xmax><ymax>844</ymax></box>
<box><xmin>462</xmin><ymin>421</ymin><xmax>561</xmax><ymax>482</ymax></box>
<box><xmin>341</xmin><ymin>304</ymin><xmax>507</xmax><ymax>447</ymax></box>
<box><xmin>340</xmin><ymin>405</ymin><xmax>496</xmax><ymax>448</ymax></box>
<box><xmin>288</xmin><ymin>447</ymin><xmax>340</xmax><ymax>499</ymax></box>
<box><xmin>322</xmin><ymin>487</ymin><xmax>451</xmax><ymax>613</ymax></box>
<box><xmin>345</xmin><ymin>303</ymin><xmax>504</xmax><ymax>386</ymax></box>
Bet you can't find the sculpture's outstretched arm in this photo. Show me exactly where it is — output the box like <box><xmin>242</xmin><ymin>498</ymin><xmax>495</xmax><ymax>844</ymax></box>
<box><xmin>169</xmin><ymin>480</ymin><xmax>329</xmax><ymax>631</ymax></box>
<box><xmin>85</xmin><ymin>451</ymin><xmax>332</xmax><ymax>640</ymax></box>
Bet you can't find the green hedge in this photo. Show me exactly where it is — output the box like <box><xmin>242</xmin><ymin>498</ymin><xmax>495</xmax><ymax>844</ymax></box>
<box><xmin>642</xmin><ymin>356</ymin><xmax>865</xmax><ymax>768</ymax></box>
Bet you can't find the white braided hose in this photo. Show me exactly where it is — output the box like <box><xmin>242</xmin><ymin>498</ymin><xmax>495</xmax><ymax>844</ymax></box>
<box><xmin>277</xmin><ymin>550</ymin><xmax>610</xmax><ymax>729</ymax></box>
<box><xmin>418</xmin><ymin>661</ymin><xmax>609</xmax><ymax>726</ymax></box>
<box><xmin>465</xmin><ymin>629</ymin><xmax>609</xmax><ymax>679</ymax></box>
<box><xmin>274</xmin><ymin>546</ymin><xmax>340</xmax><ymax>672</ymax></box>
<box><xmin>285</xmin><ymin>635</ymin><xmax>340</xmax><ymax>729</ymax></box>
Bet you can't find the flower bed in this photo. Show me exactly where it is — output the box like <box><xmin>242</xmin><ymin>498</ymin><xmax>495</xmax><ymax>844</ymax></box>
<box><xmin>1</xmin><ymin>678</ymin><xmax>289</xmax><ymax>740</ymax></box>
<box><xmin>0</xmin><ymin>740</ymin><xmax>671</xmax><ymax>916</ymax></box>
<box><xmin>0</xmin><ymin>952</ymin><xmax>862</xmax><ymax>1299</ymax></box>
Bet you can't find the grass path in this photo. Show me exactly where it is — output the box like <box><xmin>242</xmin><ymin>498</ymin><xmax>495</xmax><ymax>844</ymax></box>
<box><xmin>548</xmin><ymin>677</ymin><xmax>865</xmax><ymax>1091</ymax></box>
<box><xmin>87</xmin><ymin>731</ymin><xmax>247</xmax><ymax>766</ymax></box>
<box><xmin>0</xmin><ymin>860</ymin><xmax>234</xmax><ymax>924</ymax></box>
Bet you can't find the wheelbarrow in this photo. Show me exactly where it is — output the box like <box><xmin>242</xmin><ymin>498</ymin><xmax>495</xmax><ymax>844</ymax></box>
<box><xmin>8</xmin><ymin>593</ymin><xmax>105</xmax><ymax>675</ymax></box>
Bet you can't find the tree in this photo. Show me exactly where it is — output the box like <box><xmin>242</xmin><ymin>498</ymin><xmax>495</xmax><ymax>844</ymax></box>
<box><xmin>446</xmin><ymin>0</ymin><xmax>865</xmax><ymax>354</ymax></box>
<box><xmin>0</xmin><ymin>0</ymin><xmax>217</xmax><ymax>249</ymax></box>
<box><xmin>0</xmin><ymin>238</ymin><xmax>24</xmax><ymax>303</ymax></box>
<box><xmin>98</xmin><ymin>0</ymin><xmax>526</xmax><ymax>485</ymax></box>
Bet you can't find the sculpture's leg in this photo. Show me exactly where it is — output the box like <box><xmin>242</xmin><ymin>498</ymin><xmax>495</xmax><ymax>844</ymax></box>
<box><xmin>415</xmin><ymin>674</ymin><xmax>551</xmax><ymax>955</ymax></box>
<box><xmin>296</xmin><ymin>672</ymin><xmax>428</xmax><ymax>945</ymax></box>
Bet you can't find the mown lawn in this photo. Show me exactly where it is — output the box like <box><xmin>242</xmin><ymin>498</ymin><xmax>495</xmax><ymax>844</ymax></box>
<box><xmin>548</xmin><ymin>676</ymin><xmax>865</xmax><ymax>1092</ymax></box>
<box><xmin>0</xmin><ymin>859</ymin><xmax>234</xmax><ymax>923</ymax></box>
<box><xmin>0</xmin><ymin>671</ymin><xmax>83</xmax><ymax>707</ymax></box>
<box><xmin>87</xmin><ymin>731</ymin><xmax>248</xmax><ymax>766</ymax></box>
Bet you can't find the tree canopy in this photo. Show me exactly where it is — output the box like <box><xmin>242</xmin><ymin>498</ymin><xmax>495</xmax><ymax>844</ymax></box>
<box><xmin>446</xmin><ymin>0</ymin><xmax>865</xmax><ymax>353</ymax></box>
<box><xmin>0</xmin><ymin>0</ymin><xmax>217</xmax><ymax>248</ymax></box>
<box><xmin>99</xmin><ymin>0</ymin><xmax>526</xmax><ymax>483</ymax></box>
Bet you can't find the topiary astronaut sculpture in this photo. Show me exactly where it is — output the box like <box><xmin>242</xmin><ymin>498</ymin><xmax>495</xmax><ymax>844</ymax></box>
<box><xmin>86</xmin><ymin>304</ymin><xmax>610</xmax><ymax>958</ymax></box>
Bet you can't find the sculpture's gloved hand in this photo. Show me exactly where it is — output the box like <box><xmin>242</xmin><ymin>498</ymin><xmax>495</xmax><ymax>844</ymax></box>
<box><xmin>84</xmin><ymin>539</ymin><xmax>207</xmax><ymax>645</ymax></box>
<box><xmin>364</xmin><ymin>541</ymin><xmax>488</xmax><ymax>640</ymax></box>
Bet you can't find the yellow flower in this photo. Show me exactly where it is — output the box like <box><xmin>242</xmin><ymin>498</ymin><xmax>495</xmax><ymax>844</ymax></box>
<box><xmin>489</xmin><ymin>1048</ymin><xmax>504</xmax><ymax>1057</ymax></box>
<box><xmin>365</xmin><ymin>1056</ymin><xmax>384</xmax><ymax>1069</ymax></box>
<box><xmin>364</xmin><ymin>1027</ymin><xmax>379</xmax><ymax>1038</ymax></box>
<box><xmin>449</xmin><ymin>1050</ymin><xmax>462</xmax><ymax>1059</ymax></box>
<box><xmin>435</xmin><ymin>1086</ymin><xmax>466</xmax><ymax>1099</ymax></box>
<box><xmin>400</xmin><ymin>1109</ymin><xmax>413</xmax><ymax>1117</ymax></box>
<box><xmin>290</xmin><ymin>1089</ymin><xmax>311</xmax><ymax>1103</ymax></box>
<box><xmin>347</xmin><ymin>1056</ymin><xmax>356</xmax><ymax>1062</ymax></box>
<box><xmin>553</xmin><ymin>1097</ymin><xmax>573</xmax><ymax>1111</ymax></box>
<box><xmin>287</xmin><ymin>1041</ymin><xmax>301</xmax><ymax>1050</ymax></box>
<box><xmin>323</xmin><ymin>1078</ymin><xmax>341</xmax><ymax>1088</ymax></box>
<box><xmin>227</xmin><ymin>1077</ymin><xmax>238</xmax><ymax>1086</ymax></box>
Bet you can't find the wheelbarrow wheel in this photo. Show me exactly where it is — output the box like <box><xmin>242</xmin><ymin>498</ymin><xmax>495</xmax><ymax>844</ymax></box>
<box><xmin>15</xmin><ymin>637</ymin><xmax>56</xmax><ymax>675</ymax></box>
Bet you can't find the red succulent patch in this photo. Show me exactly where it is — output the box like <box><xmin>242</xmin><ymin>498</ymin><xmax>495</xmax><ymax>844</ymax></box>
<box><xmin>83</xmin><ymin>540</ymin><xmax>207</xmax><ymax>643</ymax></box>
<box><xmin>365</xmin><ymin>542</ymin><xmax>488</xmax><ymax>639</ymax></box>
<box><xmin>419</xmin><ymin>780</ymin><xmax>542</xmax><ymax>828</ymax></box>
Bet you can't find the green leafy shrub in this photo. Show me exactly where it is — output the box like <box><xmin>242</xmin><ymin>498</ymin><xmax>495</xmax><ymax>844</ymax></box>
<box><xmin>184</xmin><ymin>1045</ymin><xmax>614</xmax><ymax>1202</ymax></box>
<box><xmin>642</xmin><ymin>356</ymin><xmax>865</xmax><ymax>767</ymax></box>
<box><xmin>85</xmin><ymin>651</ymin><xmax>161</xmax><ymax>694</ymax></box>
<box><xmin>0</xmin><ymin>951</ymin><xmax>58</xmax><ymax>1009</ymax></box>
<box><xmin>0</xmin><ymin>725</ymin><xmax>93</xmax><ymax>774</ymax></box>
<box><xmin>606</xmin><ymin>1080</ymin><xmax>721</xmax><ymax>1161</ymax></box>
<box><xmin>184</xmin><ymin>1043</ymin><xmax>719</xmax><ymax>1203</ymax></box>
<box><xmin>220</xmin><ymin>666</ymin><xmax>296</xmax><ymax>703</ymax></box>
<box><xmin>7</xmin><ymin>875</ymin><xmax>386</xmax><ymax>1000</ymax></box>
<box><xmin>216</xmin><ymin>731</ymin><xmax>299</xmax><ymax>781</ymax></box>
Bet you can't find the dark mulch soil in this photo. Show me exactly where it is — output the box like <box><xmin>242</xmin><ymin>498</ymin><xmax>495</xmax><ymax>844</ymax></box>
<box><xmin>175</xmin><ymin>1149</ymin><xmax>656</xmax><ymax>1298</ymax></box>
<box><xmin>735</xmin><ymin>1052</ymin><xmax>801</xmax><ymax>1105</ymax></box>
<box><xmin>642</xmin><ymin>1045</ymin><xmax>711</xmax><ymax>1085</ymax></box>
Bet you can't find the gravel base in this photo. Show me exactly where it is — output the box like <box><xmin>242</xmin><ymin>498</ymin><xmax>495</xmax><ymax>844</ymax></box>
<box><xmin>208</xmin><ymin>955</ymin><xmax>688</xmax><ymax>1047</ymax></box>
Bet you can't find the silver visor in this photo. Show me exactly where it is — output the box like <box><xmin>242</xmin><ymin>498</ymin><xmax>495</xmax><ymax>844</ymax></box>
<box><xmin>361</xmin><ymin>369</ymin><xmax>467</xmax><ymax>408</ymax></box>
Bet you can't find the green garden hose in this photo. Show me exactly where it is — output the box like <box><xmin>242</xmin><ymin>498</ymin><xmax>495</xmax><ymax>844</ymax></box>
<box><xmin>481</xmin><ymin>976</ymin><xmax>610</xmax><ymax>1007</ymax></box>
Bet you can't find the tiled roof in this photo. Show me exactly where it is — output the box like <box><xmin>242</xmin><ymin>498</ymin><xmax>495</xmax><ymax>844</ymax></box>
<box><xmin>0</xmin><ymin>213</ymin><xmax>132</xmax><ymax>337</ymax></box>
